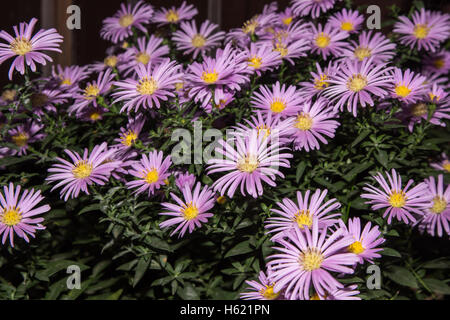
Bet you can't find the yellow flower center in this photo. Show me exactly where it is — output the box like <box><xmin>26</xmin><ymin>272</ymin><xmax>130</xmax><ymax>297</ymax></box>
<box><xmin>175</xmin><ymin>82</ymin><xmax>184</xmax><ymax>91</ymax></box>
<box><xmin>121</xmin><ymin>130</ymin><xmax>138</xmax><ymax>146</ymax></box>
<box><xmin>260</xmin><ymin>284</ymin><xmax>280</xmax><ymax>300</ymax></box>
<box><xmin>31</xmin><ymin>93</ymin><xmax>49</xmax><ymax>108</ymax></box>
<box><xmin>1</xmin><ymin>89</ymin><xmax>16</xmax><ymax>102</ymax></box>
<box><xmin>443</xmin><ymin>162</ymin><xmax>450</xmax><ymax>173</ymax></box>
<box><xmin>433</xmin><ymin>58</ymin><xmax>444</xmax><ymax>69</ymax></box>
<box><xmin>341</xmin><ymin>21</ymin><xmax>354</xmax><ymax>31</ymax></box>
<box><xmin>348</xmin><ymin>241</ymin><xmax>365</xmax><ymax>254</ymax></box>
<box><xmin>310</xmin><ymin>293</ymin><xmax>321</xmax><ymax>300</ymax></box>
<box><xmin>301</xmin><ymin>249</ymin><xmax>323</xmax><ymax>271</ymax></box>
<box><xmin>354</xmin><ymin>46</ymin><xmax>372</xmax><ymax>61</ymax></box>
<box><xmin>122</xmin><ymin>41</ymin><xmax>129</xmax><ymax>49</ymax></box>
<box><xmin>270</xmin><ymin>99</ymin><xmax>286</xmax><ymax>113</ymax></box>
<box><xmin>216</xmin><ymin>196</ymin><xmax>227</xmax><ymax>205</ymax></box>
<box><xmin>242</xmin><ymin>19</ymin><xmax>258</xmax><ymax>34</ymax></box>
<box><xmin>84</xmin><ymin>84</ymin><xmax>100</xmax><ymax>100</ymax></box>
<box><xmin>248</xmin><ymin>56</ymin><xmax>263</xmax><ymax>69</ymax></box>
<box><xmin>413</xmin><ymin>24</ymin><xmax>429</xmax><ymax>39</ymax></box>
<box><xmin>72</xmin><ymin>161</ymin><xmax>93</xmax><ymax>179</ymax></box>
<box><xmin>347</xmin><ymin>74</ymin><xmax>368</xmax><ymax>92</ymax></box>
<box><xmin>119</xmin><ymin>14</ymin><xmax>134</xmax><ymax>27</ymax></box>
<box><xmin>182</xmin><ymin>203</ymin><xmax>199</xmax><ymax>220</ymax></box>
<box><xmin>201</xmin><ymin>71</ymin><xmax>219</xmax><ymax>84</ymax></box>
<box><xmin>273</xmin><ymin>42</ymin><xmax>288</xmax><ymax>57</ymax></box>
<box><xmin>1</xmin><ymin>207</ymin><xmax>22</xmax><ymax>226</ymax></box>
<box><xmin>89</xmin><ymin>112</ymin><xmax>101</xmax><ymax>121</ymax></box>
<box><xmin>166</xmin><ymin>9</ymin><xmax>179</xmax><ymax>23</ymax></box>
<box><xmin>295</xmin><ymin>113</ymin><xmax>313</xmax><ymax>131</ymax></box>
<box><xmin>237</xmin><ymin>154</ymin><xmax>259</xmax><ymax>173</ymax></box>
<box><xmin>315</xmin><ymin>33</ymin><xmax>330</xmax><ymax>48</ymax></box>
<box><xmin>431</xmin><ymin>196</ymin><xmax>447</xmax><ymax>214</ymax></box>
<box><xmin>191</xmin><ymin>34</ymin><xmax>206</xmax><ymax>48</ymax></box>
<box><xmin>61</xmin><ymin>78</ymin><xmax>72</xmax><ymax>86</ymax></box>
<box><xmin>314</xmin><ymin>74</ymin><xmax>329</xmax><ymax>90</ymax></box>
<box><xmin>144</xmin><ymin>168</ymin><xmax>159</xmax><ymax>184</ymax></box>
<box><xmin>294</xmin><ymin>210</ymin><xmax>313</xmax><ymax>229</ymax></box>
<box><xmin>104</xmin><ymin>55</ymin><xmax>118</xmax><ymax>68</ymax></box>
<box><xmin>12</xmin><ymin>132</ymin><xmax>29</xmax><ymax>147</ymax></box>
<box><xmin>389</xmin><ymin>191</ymin><xmax>406</xmax><ymax>208</ymax></box>
<box><xmin>11</xmin><ymin>37</ymin><xmax>32</xmax><ymax>55</ymax></box>
<box><xmin>411</xmin><ymin>103</ymin><xmax>428</xmax><ymax>117</ymax></box>
<box><xmin>256</xmin><ymin>124</ymin><xmax>271</xmax><ymax>139</ymax></box>
<box><xmin>282</xmin><ymin>17</ymin><xmax>293</xmax><ymax>26</ymax></box>
<box><xmin>137</xmin><ymin>77</ymin><xmax>158</xmax><ymax>95</ymax></box>
<box><xmin>395</xmin><ymin>85</ymin><xmax>412</xmax><ymax>98</ymax></box>
<box><xmin>136</xmin><ymin>52</ymin><xmax>150</xmax><ymax>65</ymax></box>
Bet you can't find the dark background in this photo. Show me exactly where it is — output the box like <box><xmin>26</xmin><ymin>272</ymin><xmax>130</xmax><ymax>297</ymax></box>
<box><xmin>0</xmin><ymin>0</ymin><xmax>449</xmax><ymax>87</ymax></box>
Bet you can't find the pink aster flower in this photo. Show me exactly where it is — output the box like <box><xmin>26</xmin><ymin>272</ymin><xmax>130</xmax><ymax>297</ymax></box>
<box><xmin>340</xmin><ymin>31</ymin><xmax>396</xmax><ymax>64</ymax></box>
<box><xmin>265</xmin><ymin>188</ymin><xmax>341</xmax><ymax>240</ymax></box>
<box><xmin>338</xmin><ymin>217</ymin><xmax>385</xmax><ymax>264</ymax></box>
<box><xmin>206</xmin><ymin>130</ymin><xmax>292</xmax><ymax>198</ymax></box>
<box><xmin>0</xmin><ymin>183</ymin><xmax>50</xmax><ymax>247</ymax></box>
<box><xmin>152</xmin><ymin>1</ymin><xmax>198</xmax><ymax>26</ymax></box>
<box><xmin>390</xmin><ymin>68</ymin><xmax>428</xmax><ymax>104</ymax></box>
<box><xmin>251</xmin><ymin>81</ymin><xmax>303</xmax><ymax>118</ymax></box>
<box><xmin>240</xmin><ymin>270</ymin><xmax>284</xmax><ymax>300</ymax></box>
<box><xmin>112</xmin><ymin>59</ymin><xmax>182</xmax><ymax>113</ymax></box>
<box><xmin>361</xmin><ymin>169</ymin><xmax>432</xmax><ymax>224</ymax></box>
<box><xmin>174</xmin><ymin>171</ymin><xmax>196</xmax><ymax>191</ymax></box>
<box><xmin>111</xmin><ymin>115</ymin><xmax>146</xmax><ymax>157</ymax></box>
<box><xmin>309</xmin><ymin>23</ymin><xmax>348</xmax><ymax>60</ymax></box>
<box><xmin>267</xmin><ymin>219</ymin><xmax>359</xmax><ymax>300</ymax></box>
<box><xmin>291</xmin><ymin>0</ymin><xmax>340</xmax><ymax>18</ymax></box>
<box><xmin>159</xmin><ymin>182</ymin><xmax>214</xmax><ymax>238</ymax></box>
<box><xmin>298</xmin><ymin>61</ymin><xmax>340</xmax><ymax>100</ymax></box>
<box><xmin>431</xmin><ymin>153</ymin><xmax>450</xmax><ymax>173</ymax></box>
<box><xmin>0</xmin><ymin>18</ymin><xmax>63</xmax><ymax>79</ymax></box>
<box><xmin>323</xmin><ymin>57</ymin><xmax>393</xmax><ymax>116</ymax></box>
<box><xmin>287</xmin><ymin>98</ymin><xmax>340</xmax><ymax>152</ymax></box>
<box><xmin>328</xmin><ymin>8</ymin><xmax>364</xmax><ymax>34</ymax></box>
<box><xmin>394</xmin><ymin>8</ymin><xmax>450</xmax><ymax>52</ymax></box>
<box><xmin>237</xmin><ymin>42</ymin><xmax>282</xmax><ymax>76</ymax></box>
<box><xmin>414</xmin><ymin>175</ymin><xmax>450</xmax><ymax>237</ymax></box>
<box><xmin>7</xmin><ymin>120</ymin><xmax>45</xmax><ymax>156</ymax></box>
<box><xmin>126</xmin><ymin>150</ymin><xmax>171</xmax><ymax>197</ymax></box>
<box><xmin>423</xmin><ymin>50</ymin><xmax>450</xmax><ymax>76</ymax></box>
<box><xmin>51</xmin><ymin>64</ymin><xmax>90</xmax><ymax>93</ymax></box>
<box><xmin>100</xmin><ymin>1</ymin><xmax>154</xmax><ymax>44</ymax></box>
<box><xmin>271</xmin><ymin>38</ymin><xmax>310</xmax><ymax>66</ymax></box>
<box><xmin>172</xmin><ymin>20</ymin><xmax>225</xmax><ymax>59</ymax></box>
<box><xmin>46</xmin><ymin>142</ymin><xmax>121</xmax><ymax>201</ymax></box>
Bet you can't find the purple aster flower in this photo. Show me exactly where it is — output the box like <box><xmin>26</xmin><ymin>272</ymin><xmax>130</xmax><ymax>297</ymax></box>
<box><xmin>414</xmin><ymin>175</ymin><xmax>450</xmax><ymax>237</ymax></box>
<box><xmin>265</xmin><ymin>188</ymin><xmax>341</xmax><ymax>240</ymax></box>
<box><xmin>323</xmin><ymin>57</ymin><xmax>393</xmax><ymax>116</ymax></box>
<box><xmin>298</xmin><ymin>61</ymin><xmax>340</xmax><ymax>100</ymax></box>
<box><xmin>309</xmin><ymin>23</ymin><xmax>348</xmax><ymax>60</ymax></box>
<box><xmin>0</xmin><ymin>18</ymin><xmax>63</xmax><ymax>79</ymax></box>
<box><xmin>152</xmin><ymin>1</ymin><xmax>198</xmax><ymax>26</ymax></box>
<box><xmin>7</xmin><ymin>120</ymin><xmax>45</xmax><ymax>156</ymax></box>
<box><xmin>0</xmin><ymin>89</ymin><xmax>17</xmax><ymax>106</ymax></box>
<box><xmin>77</xmin><ymin>106</ymin><xmax>108</xmax><ymax>123</ymax></box>
<box><xmin>111</xmin><ymin>115</ymin><xmax>146</xmax><ymax>157</ymax></box>
<box><xmin>90</xmin><ymin>54</ymin><xmax>123</xmax><ymax>73</ymax></box>
<box><xmin>271</xmin><ymin>37</ymin><xmax>310</xmax><ymax>66</ymax></box>
<box><xmin>279</xmin><ymin>7</ymin><xmax>295</xmax><ymax>27</ymax></box>
<box><xmin>112</xmin><ymin>59</ymin><xmax>182</xmax><ymax>113</ymax></box>
<box><xmin>204</xmin><ymin>88</ymin><xmax>234</xmax><ymax>112</ymax></box>
<box><xmin>0</xmin><ymin>183</ymin><xmax>50</xmax><ymax>247</ymax></box>
<box><xmin>126</xmin><ymin>150</ymin><xmax>172</xmax><ymax>197</ymax></box>
<box><xmin>207</xmin><ymin>130</ymin><xmax>292</xmax><ymax>198</ymax></box>
<box><xmin>29</xmin><ymin>85</ymin><xmax>70</xmax><ymax>115</ymax></box>
<box><xmin>267</xmin><ymin>219</ymin><xmax>359</xmax><ymax>300</ymax></box>
<box><xmin>361</xmin><ymin>169</ymin><xmax>432</xmax><ymax>224</ymax></box>
<box><xmin>100</xmin><ymin>0</ymin><xmax>154</xmax><ymax>44</ymax></box>
<box><xmin>291</xmin><ymin>0</ymin><xmax>340</xmax><ymax>18</ymax></box>
<box><xmin>390</xmin><ymin>68</ymin><xmax>428</xmax><ymax>104</ymax></box>
<box><xmin>237</xmin><ymin>42</ymin><xmax>282</xmax><ymax>76</ymax></box>
<box><xmin>174</xmin><ymin>171</ymin><xmax>196</xmax><ymax>191</ymax></box>
<box><xmin>172</xmin><ymin>20</ymin><xmax>225</xmax><ymax>59</ymax></box>
<box><xmin>287</xmin><ymin>98</ymin><xmax>340</xmax><ymax>152</ymax></box>
<box><xmin>340</xmin><ymin>31</ymin><xmax>396</xmax><ymax>63</ymax></box>
<box><xmin>311</xmin><ymin>285</ymin><xmax>361</xmax><ymax>300</ymax></box>
<box><xmin>251</xmin><ymin>81</ymin><xmax>303</xmax><ymax>118</ymax></box>
<box><xmin>227</xmin><ymin>13</ymin><xmax>278</xmax><ymax>48</ymax></box>
<box><xmin>394</xmin><ymin>8</ymin><xmax>450</xmax><ymax>52</ymax></box>
<box><xmin>431</xmin><ymin>153</ymin><xmax>450</xmax><ymax>173</ymax></box>
<box><xmin>51</xmin><ymin>64</ymin><xmax>90</xmax><ymax>93</ymax></box>
<box><xmin>338</xmin><ymin>217</ymin><xmax>385</xmax><ymax>264</ymax></box>
<box><xmin>159</xmin><ymin>182</ymin><xmax>214</xmax><ymax>238</ymax></box>
<box><xmin>328</xmin><ymin>8</ymin><xmax>365</xmax><ymax>34</ymax></box>
<box><xmin>240</xmin><ymin>270</ymin><xmax>284</xmax><ymax>300</ymax></box>
<box><xmin>46</xmin><ymin>142</ymin><xmax>121</xmax><ymax>201</ymax></box>
<box><xmin>423</xmin><ymin>50</ymin><xmax>450</xmax><ymax>76</ymax></box>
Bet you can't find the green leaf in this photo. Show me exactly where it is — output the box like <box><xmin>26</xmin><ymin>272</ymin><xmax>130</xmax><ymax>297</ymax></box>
<box><xmin>224</xmin><ymin>240</ymin><xmax>253</xmax><ymax>258</ymax></box>
<box><xmin>422</xmin><ymin>278</ymin><xmax>450</xmax><ymax>295</ymax></box>
<box><xmin>385</xmin><ymin>266</ymin><xmax>419</xmax><ymax>289</ymax></box>
<box><xmin>133</xmin><ymin>256</ymin><xmax>151</xmax><ymax>287</ymax></box>
<box><xmin>381</xmin><ymin>248</ymin><xmax>402</xmax><ymax>258</ymax></box>
<box><xmin>420</xmin><ymin>258</ymin><xmax>450</xmax><ymax>269</ymax></box>
<box><xmin>374</xmin><ymin>150</ymin><xmax>389</xmax><ymax>169</ymax></box>
<box><xmin>77</xmin><ymin>203</ymin><xmax>101</xmax><ymax>215</ymax></box>
<box><xmin>295</xmin><ymin>161</ymin><xmax>307</xmax><ymax>183</ymax></box>
<box><xmin>35</xmin><ymin>260</ymin><xmax>90</xmax><ymax>282</ymax></box>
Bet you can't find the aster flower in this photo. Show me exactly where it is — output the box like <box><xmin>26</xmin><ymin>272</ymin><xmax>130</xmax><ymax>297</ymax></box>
<box><xmin>340</xmin><ymin>31</ymin><xmax>396</xmax><ymax>63</ymax></box>
<box><xmin>279</xmin><ymin>7</ymin><xmax>295</xmax><ymax>27</ymax></box>
<box><xmin>298</xmin><ymin>61</ymin><xmax>339</xmax><ymax>100</ymax></box>
<box><xmin>311</xmin><ymin>285</ymin><xmax>361</xmax><ymax>300</ymax></box>
<box><xmin>393</xmin><ymin>8</ymin><xmax>450</xmax><ymax>52</ymax></box>
<box><xmin>265</xmin><ymin>188</ymin><xmax>342</xmax><ymax>240</ymax></box>
<box><xmin>7</xmin><ymin>120</ymin><xmax>45</xmax><ymax>156</ymax></box>
<box><xmin>207</xmin><ymin>129</ymin><xmax>292</xmax><ymax>198</ymax></box>
<box><xmin>237</xmin><ymin>42</ymin><xmax>282</xmax><ymax>76</ymax></box>
<box><xmin>287</xmin><ymin>98</ymin><xmax>340</xmax><ymax>152</ymax></box>
<box><xmin>111</xmin><ymin>115</ymin><xmax>146</xmax><ymax>157</ymax></box>
<box><xmin>291</xmin><ymin>0</ymin><xmax>340</xmax><ymax>18</ymax></box>
<box><xmin>152</xmin><ymin>1</ymin><xmax>198</xmax><ymax>26</ymax></box>
<box><xmin>159</xmin><ymin>182</ymin><xmax>214</xmax><ymax>238</ymax></box>
<box><xmin>77</xmin><ymin>106</ymin><xmax>108</xmax><ymax>123</ymax></box>
<box><xmin>414</xmin><ymin>175</ymin><xmax>450</xmax><ymax>237</ymax></box>
<box><xmin>100</xmin><ymin>0</ymin><xmax>154</xmax><ymax>44</ymax></box>
<box><xmin>240</xmin><ymin>270</ymin><xmax>283</xmax><ymax>300</ymax></box>
<box><xmin>227</xmin><ymin>13</ymin><xmax>278</xmax><ymax>48</ymax></box>
<box><xmin>172</xmin><ymin>20</ymin><xmax>225</xmax><ymax>59</ymax></box>
<box><xmin>251</xmin><ymin>81</ymin><xmax>303</xmax><ymax>118</ymax></box>
<box><xmin>112</xmin><ymin>59</ymin><xmax>182</xmax><ymax>113</ymax></box>
<box><xmin>390</xmin><ymin>68</ymin><xmax>428</xmax><ymax>104</ymax></box>
<box><xmin>0</xmin><ymin>88</ymin><xmax>17</xmax><ymax>106</ymax></box>
<box><xmin>361</xmin><ymin>169</ymin><xmax>432</xmax><ymax>224</ymax></box>
<box><xmin>0</xmin><ymin>18</ymin><xmax>63</xmax><ymax>79</ymax></box>
<box><xmin>271</xmin><ymin>38</ymin><xmax>310</xmax><ymax>66</ymax></box>
<box><xmin>0</xmin><ymin>183</ymin><xmax>50</xmax><ymax>247</ymax></box>
<box><xmin>328</xmin><ymin>8</ymin><xmax>364</xmax><ymax>34</ymax></box>
<box><xmin>338</xmin><ymin>217</ymin><xmax>385</xmax><ymax>264</ymax></box>
<box><xmin>431</xmin><ymin>153</ymin><xmax>450</xmax><ymax>173</ymax></box>
<box><xmin>267</xmin><ymin>220</ymin><xmax>359</xmax><ymax>300</ymax></box>
<box><xmin>126</xmin><ymin>150</ymin><xmax>172</xmax><ymax>197</ymax></box>
<box><xmin>423</xmin><ymin>50</ymin><xmax>450</xmax><ymax>76</ymax></box>
<box><xmin>46</xmin><ymin>142</ymin><xmax>121</xmax><ymax>201</ymax></box>
<box><xmin>29</xmin><ymin>86</ymin><xmax>69</xmax><ymax>115</ymax></box>
<box><xmin>90</xmin><ymin>54</ymin><xmax>123</xmax><ymax>73</ymax></box>
<box><xmin>174</xmin><ymin>171</ymin><xmax>196</xmax><ymax>191</ymax></box>
<box><xmin>323</xmin><ymin>57</ymin><xmax>393</xmax><ymax>116</ymax></box>
<box><xmin>52</xmin><ymin>64</ymin><xmax>90</xmax><ymax>93</ymax></box>
<box><xmin>309</xmin><ymin>23</ymin><xmax>348</xmax><ymax>60</ymax></box>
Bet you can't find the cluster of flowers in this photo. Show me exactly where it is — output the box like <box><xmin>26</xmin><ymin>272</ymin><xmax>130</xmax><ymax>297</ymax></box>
<box><xmin>0</xmin><ymin>0</ymin><xmax>449</xmax><ymax>299</ymax></box>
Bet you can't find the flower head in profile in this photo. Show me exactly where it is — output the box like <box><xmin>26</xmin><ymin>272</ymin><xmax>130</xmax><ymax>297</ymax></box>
<box><xmin>52</xmin><ymin>64</ymin><xmax>90</xmax><ymax>93</ymax></box>
<box><xmin>361</xmin><ymin>169</ymin><xmax>432</xmax><ymax>224</ymax></box>
<box><xmin>112</xmin><ymin>115</ymin><xmax>146</xmax><ymax>157</ymax></box>
<box><xmin>172</xmin><ymin>20</ymin><xmax>225</xmax><ymax>59</ymax></box>
<box><xmin>241</xmin><ymin>270</ymin><xmax>284</xmax><ymax>300</ymax></box>
<box><xmin>328</xmin><ymin>8</ymin><xmax>364</xmax><ymax>34</ymax></box>
<box><xmin>152</xmin><ymin>1</ymin><xmax>198</xmax><ymax>26</ymax></box>
<box><xmin>265</xmin><ymin>189</ymin><xmax>341</xmax><ymax>240</ymax></box>
<box><xmin>7</xmin><ymin>120</ymin><xmax>45</xmax><ymax>156</ymax></box>
<box><xmin>126</xmin><ymin>150</ymin><xmax>172</xmax><ymax>197</ymax></box>
<box><xmin>431</xmin><ymin>153</ymin><xmax>450</xmax><ymax>173</ymax></box>
<box><xmin>0</xmin><ymin>18</ymin><xmax>63</xmax><ymax>79</ymax></box>
<box><xmin>174</xmin><ymin>171</ymin><xmax>196</xmax><ymax>191</ymax></box>
<box><xmin>423</xmin><ymin>50</ymin><xmax>450</xmax><ymax>76</ymax></box>
<box><xmin>394</xmin><ymin>8</ymin><xmax>450</xmax><ymax>52</ymax></box>
<box><xmin>159</xmin><ymin>182</ymin><xmax>214</xmax><ymax>238</ymax></box>
<box><xmin>391</xmin><ymin>68</ymin><xmax>428</xmax><ymax>104</ymax></box>
<box><xmin>271</xmin><ymin>38</ymin><xmax>310</xmax><ymax>66</ymax></box>
<box><xmin>238</xmin><ymin>42</ymin><xmax>282</xmax><ymax>76</ymax></box>
<box><xmin>340</xmin><ymin>31</ymin><xmax>396</xmax><ymax>64</ymax></box>
<box><xmin>0</xmin><ymin>183</ymin><xmax>50</xmax><ymax>247</ymax></box>
<box><xmin>29</xmin><ymin>85</ymin><xmax>69</xmax><ymax>115</ymax></box>
<box><xmin>309</xmin><ymin>23</ymin><xmax>348</xmax><ymax>60</ymax></box>
<box><xmin>47</xmin><ymin>143</ymin><xmax>121</xmax><ymax>201</ymax></box>
<box><xmin>113</xmin><ymin>59</ymin><xmax>182</xmax><ymax>113</ymax></box>
<box><xmin>267</xmin><ymin>220</ymin><xmax>359</xmax><ymax>300</ymax></box>
<box><xmin>101</xmin><ymin>1</ymin><xmax>154</xmax><ymax>44</ymax></box>
<box><xmin>298</xmin><ymin>61</ymin><xmax>339</xmax><ymax>100</ymax></box>
<box><xmin>291</xmin><ymin>0</ymin><xmax>339</xmax><ymax>19</ymax></box>
<box><xmin>90</xmin><ymin>54</ymin><xmax>123</xmax><ymax>73</ymax></box>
